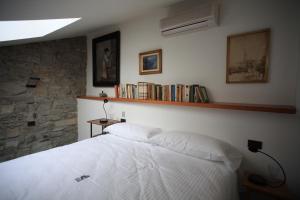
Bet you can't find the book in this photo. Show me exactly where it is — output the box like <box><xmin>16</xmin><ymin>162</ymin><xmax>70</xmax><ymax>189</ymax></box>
<box><xmin>194</xmin><ymin>86</ymin><xmax>202</xmax><ymax>103</ymax></box>
<box><xmin>133</xmin><ymin>84</ymin><xmax>137</xmax><ymax>99</ymax></box>
<box><xmin>158</xmin><ymin>85</ymin><xmax>162</xmax><ymax>100</ymax></box>
<box><xmin>169</xmin><ymin>85</ymin><xmax>172</xmax><ymax>101</ymax></box>
<box><xmin>126</xmin><ymin>84</ymin><xmax>131</xmax><ymax>99</ymax></box>
<box><xmin>181</xmin><ymin>84</ymin><xmax>185</xmax><ymax>102</ymax></box>
<box><xmin>163</xmin><ymin>85</ymin><xmax>170</xmax><ymax>101</ymax></box>
<box><xmin>124</xmin><ymin>82</ymin><xmax>209</xmax><ymax>103</ymax></box>
<box><xmin>155</xmin><ymin>85</ymin><xmax>161</xmax><ymax>100</ymax></box>
<box><xmin>151</xmin><ymin>84</ymin><xmax>156</xmax><ymax>100</ymax></box>
<box><xmin>200</xmin><ymin>86</ymin><xmax>209</xmax><ymax>103</ymax></box>
<box><xmin>147</xmin><ymin>83</ymin><xmax>155</xmax><ymax>99</ymax></box>
<box><xmin>189</xmin><ymin>85</ymin><xmax>193</xmax><ymax>102</ymax></box>
<box><xmin>185</xmin><ymin>85</ymin><xmax>190</xmax><ymax>102</ymax></box>
<box><xmin>167</xmin><ymin>85</ymin><xmax>169</xmax><ymax>101</ymax></box>
<box><xmin>114</xmin><ymin>85</ymin><xmax>119</xmax><ymax>98</ymax></box>
<box><xmin>182</xmin><ymin>85</ymin><xmax>185</xmax><ymax>102</ymax></box>
<box><xmin>138</xmin><ymin>82</ymin><xmax>148</xmax><ymax>99</ymax></box>
<box><xmin>171</xmin><ymin>85</ymin><xmax>176</xmax><ymax>101</ymax></box>
<box><xmin>118</xmin><ymin>85</ymin><xmax>121</xmax><ymax>98</ymax></box>
<box><xmin>119</xmin><ymin>84</ymin><xmax>125</xmax><ymax>98</ymax></box>
<box><xmin>125</xmin><ymin>84</ymin><xmax>128</xmax><ymax>98</ymax></box>
<box><xmin>147</xmin><ymin>83</ymin><xmax>151</xmax><ymax>99</ymax></box>
<box><xmin>178</xmin><ymin>85</ymin><xmax>182</xmax><ymax>102</ymax></box>
<box><xmin>176</xmin><ymin>85</ymin><xmax>179</xmax><ymax>102</ymax></box>
<box><xmin>189</xmin><ymin>85</ymin><xmax>196</xmax><ymax>102</ymax></box>
<box><xmin>162</xmin><ymin>86</ymin><xmax>165</xmax><ymax>101</ymax></box>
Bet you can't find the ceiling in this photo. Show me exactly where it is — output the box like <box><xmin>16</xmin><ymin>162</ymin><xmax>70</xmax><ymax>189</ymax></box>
<box><xmin>0</xmin><ymin>0</ymin><xmax>182</xmax><ymax>46</ymax></box>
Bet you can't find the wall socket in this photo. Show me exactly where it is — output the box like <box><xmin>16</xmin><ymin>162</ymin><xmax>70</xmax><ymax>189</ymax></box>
<box><xmin>248</xmin><ymin>140</ymin><xmax>263</xmax><ymax>152</ymax></box>
<box><xmin>121</xmin><ymin>111</ymin><xmax>126</xmax><ymax>122</ymax></box>
<box><xmin>27</xmin><ymin>121</ymin><xmax>36</xmax><ymax>127</ymax></box>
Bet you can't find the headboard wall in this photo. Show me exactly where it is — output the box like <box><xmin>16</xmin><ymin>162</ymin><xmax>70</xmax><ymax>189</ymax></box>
<box><xmin>80</xmin><ymin>0</ymin><xmax>300</xmax><ymax>197</ymax></box>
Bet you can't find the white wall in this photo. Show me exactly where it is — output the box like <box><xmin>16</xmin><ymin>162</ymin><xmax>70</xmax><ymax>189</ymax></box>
<box><xmin>297</xmin><ymin>25</ymin><xmax>300</xmax><ymax>111</ymax></box>
<box><xmin>80</xmin><ymin>0</ymin><xmax>300</xmax><ymax>197</ymax></box>
<box><xmin>87</xmin><ymin>0</ymin><xmax>299</xmax><ymax>106</ymax></box>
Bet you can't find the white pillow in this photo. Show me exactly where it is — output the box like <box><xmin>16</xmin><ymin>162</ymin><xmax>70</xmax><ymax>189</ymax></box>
<box><xmin>150</xmin><ymin>130</ymin><xmax>242</xmax><ymax>171</ymax></box>
<box><xmin>104</xmin><ymin>122</ymin><xmax>161</xmax><ymax>142</ymax></box>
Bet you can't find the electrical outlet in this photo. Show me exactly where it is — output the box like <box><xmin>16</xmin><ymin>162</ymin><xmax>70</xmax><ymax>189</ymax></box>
<box><xmin>27</xmin><ymin>121</ymin><xmax>36</xmax><ymax>127</ymax></box>
<box><xmin>122</xmin><ymin>111</ymin><xmax>126</xmax><ymax>118</ymax></box>
<box><xmin>248</xmin><ymin>140</ymin><xmax>262</xmax><ymax>152</ymax></box>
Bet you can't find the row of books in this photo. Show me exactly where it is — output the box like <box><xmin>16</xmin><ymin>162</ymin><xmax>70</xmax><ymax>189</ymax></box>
<box><xmin>114</xmin><ymin>82</ymin><xmax>209</xmax><ymax>103</ymax></box>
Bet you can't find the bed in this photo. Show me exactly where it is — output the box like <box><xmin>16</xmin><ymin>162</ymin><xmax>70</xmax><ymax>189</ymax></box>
<box><xmin>0</xmin><ymin>124</ymin><xmax>240</xmax><ymax>200</ymax></box>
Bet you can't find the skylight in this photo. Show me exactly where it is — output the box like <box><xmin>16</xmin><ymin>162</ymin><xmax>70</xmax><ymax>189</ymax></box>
<box><xmin>0</xmin><ymin>18</ymin><xmax>81</xmax><ymax>42</ymax></box>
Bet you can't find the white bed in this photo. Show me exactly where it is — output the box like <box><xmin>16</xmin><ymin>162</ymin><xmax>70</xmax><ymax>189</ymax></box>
<box><xmin>0</xmin><ymin>133</ymin><xmax>239</xmax><ymax>200</ymax></box>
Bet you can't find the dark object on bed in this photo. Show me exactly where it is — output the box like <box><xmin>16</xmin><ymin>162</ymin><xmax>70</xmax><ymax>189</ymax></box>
<box><xmin>75</xmin><ymin>175</ymin><xmax>90</xmax><ymax>182</ymax></box>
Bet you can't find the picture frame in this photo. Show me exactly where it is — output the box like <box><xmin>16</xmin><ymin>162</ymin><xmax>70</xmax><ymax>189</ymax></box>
<box><xmin>226</xmin><ymin>29</ymin><xmax>270</xmax><ymax>83</ymax></box>
<box><xmin>92</xmin><ymin>31</ymin><xmax>120</xmax><ymax>87</ymax></box>
<box><xmin>139</xmin><ymin>49</ymin><xmax>162</xmax><ymax>75</ymax></box>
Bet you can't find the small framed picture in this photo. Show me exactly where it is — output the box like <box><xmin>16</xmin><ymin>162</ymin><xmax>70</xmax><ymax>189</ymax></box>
<box><xmin>92</xmin><ymin>31</ymin><xmax>120</xmax><ymax>87</ymax></box>
<box><xmin>226</xmin><ymin>29</ymin><xmax>270</xmax><ymax>83</ymax></box>
<box><xmin>139</xmin><ymin>49</ymin><xmax>162</xmax><ymax>75</ymax></box>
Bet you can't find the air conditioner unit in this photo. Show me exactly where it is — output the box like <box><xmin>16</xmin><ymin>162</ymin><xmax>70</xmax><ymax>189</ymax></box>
<box><xmin>160</xmin><ymin>1</ymin><xmax>219</xmax><ymax>36</ymax></box>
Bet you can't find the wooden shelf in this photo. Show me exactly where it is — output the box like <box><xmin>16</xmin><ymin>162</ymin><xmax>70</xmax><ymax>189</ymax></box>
<box><xmin>77</xmin><ymin>96</ymin><xmax>296</xmax><ymax>114</ymax></box>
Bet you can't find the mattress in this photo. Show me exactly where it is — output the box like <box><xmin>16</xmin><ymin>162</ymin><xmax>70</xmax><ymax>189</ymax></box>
<box><xmin>0</xmin><ymin>134</ymin><xmax>239</xmax><ymax>200</ymax></box>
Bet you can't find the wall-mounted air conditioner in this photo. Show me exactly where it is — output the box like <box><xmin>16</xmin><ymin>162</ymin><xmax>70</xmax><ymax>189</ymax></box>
<box><xmin>160</xmin><ymin>1</ymin><xmax>219</xmax><ymax>36</ymax></box>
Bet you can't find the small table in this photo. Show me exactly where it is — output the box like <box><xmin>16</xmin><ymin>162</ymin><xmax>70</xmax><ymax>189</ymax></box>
<box><xmin>87</xmin><ymin>119</ymin><xmax>120</xmax><ymax>138</ymax></box>
<box><xmin>241</xmin><ymin>171</ymin><xmax>293</xmax><ymax>200</ymax></box>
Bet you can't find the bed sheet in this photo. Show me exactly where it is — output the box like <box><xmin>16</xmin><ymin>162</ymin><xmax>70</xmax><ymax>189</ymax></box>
<box><xmin>0</xmin><ymin>134</ymin><xmax>239</xmax><ymax>200</ymax></box>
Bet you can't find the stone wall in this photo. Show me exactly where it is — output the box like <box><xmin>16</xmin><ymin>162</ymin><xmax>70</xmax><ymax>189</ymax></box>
<box><xmin>0</xmin><ymin>37</ymin><xmax>87</xmax><ymax>162</ymax></box>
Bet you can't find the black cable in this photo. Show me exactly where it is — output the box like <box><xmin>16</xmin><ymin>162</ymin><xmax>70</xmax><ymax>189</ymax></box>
<box><xmin>258</xmin><ymin>150</ymin><xmax>286</xmax><ymax>188</ymax></box>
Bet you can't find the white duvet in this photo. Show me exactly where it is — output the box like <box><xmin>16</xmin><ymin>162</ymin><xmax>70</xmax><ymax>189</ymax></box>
<box><xmin>0</xmin><ymin>135</ymin><xmax>239</xmax><ymax>200</ymax></box>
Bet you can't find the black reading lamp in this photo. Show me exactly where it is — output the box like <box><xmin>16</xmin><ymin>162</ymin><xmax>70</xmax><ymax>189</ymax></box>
<box><xmin>99</xmin><ymin>99</ymin><xmax>108</xmax><ymax>123</ymax></box>
<box><xmin>248</xmin><ymin>140</ymin><xmax>286</xmax><ymax>188</ymax></box>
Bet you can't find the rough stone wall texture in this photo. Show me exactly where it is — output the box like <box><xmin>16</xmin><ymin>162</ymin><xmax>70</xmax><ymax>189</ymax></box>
<box><xmin>0</xmin><ymin>37</ymin><xmax>87</xmax><ymax>162</ymax></box>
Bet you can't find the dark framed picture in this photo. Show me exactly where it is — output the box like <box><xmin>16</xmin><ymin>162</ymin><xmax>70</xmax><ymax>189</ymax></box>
<box><xmin>92</xmin><ymin>31</ymin><xmax>120</xmax><ymax>87</ymax></box>
<box><xmin>139</xmin><ymin>49</ymin><xmax>162</xmax><ymax>75</ymax></box>
<box><xmin>226</xmin><ymin>29</ymin><xmax>270</xmax><ymax>83</ymax></box>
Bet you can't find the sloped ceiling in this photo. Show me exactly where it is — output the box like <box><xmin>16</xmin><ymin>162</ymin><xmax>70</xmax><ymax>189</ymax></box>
<box><xmin>0</xmin><ymin>0</ymin><xmax>182</xmax><ymax>46</ymax></box>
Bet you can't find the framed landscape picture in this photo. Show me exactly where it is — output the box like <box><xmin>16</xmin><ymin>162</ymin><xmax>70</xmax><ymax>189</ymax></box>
<box><xmin>92</xmin><ymin>31</ymin><xmax>120</xmax><ymax>87</ymax></box>
<box><xmin>226</xmin><ymin>29</ymin><xmax>270</xmax><ymax>83</ymax></box>
<box><xmin>139</xmin><ymin>49</ymin><xmax>162</xmax><ymax>75</ymax></box>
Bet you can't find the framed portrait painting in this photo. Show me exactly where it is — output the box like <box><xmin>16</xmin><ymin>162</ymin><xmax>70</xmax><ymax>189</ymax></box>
<box><xmin>226</xmin><ymin>29</ymin><xmax>270</xmax><ymax>83</ymax></box>
<box><xmin>92</xmin><ymin>31</ymin><xmax>120</xmax><ymax>87</ymax></box>
<box><xmin>139</xmin><ymin>49</ymin><xmax>162</xmax><ymax>75</ymax></box>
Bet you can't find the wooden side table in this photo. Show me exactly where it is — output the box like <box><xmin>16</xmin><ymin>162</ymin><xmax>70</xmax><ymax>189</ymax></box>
<box><xmin>241</xmin><ymin>171</ymin><xmax>293</xmax><ymax>200</ymax></box>
<box><xmin>87</xmin><ymin>119</ymin><xmax>120</xmax><ymax>138</ymax></box>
